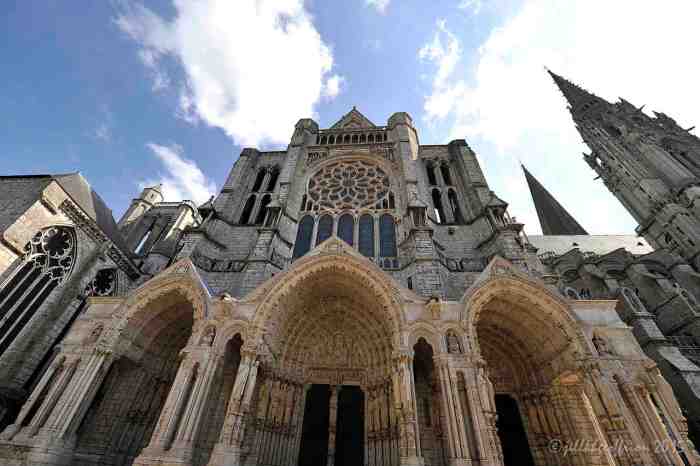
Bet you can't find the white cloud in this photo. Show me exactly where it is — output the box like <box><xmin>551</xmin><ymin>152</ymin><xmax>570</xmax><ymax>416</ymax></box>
<box><xmin>419</xmin><ymin>1</ymin><xmax>700</xmax><ymax>235</ymax></box>
<box><xmin>323</xmin><ymin>75</ymin><xmax>345</xmax><ymax>99</ymax></box>
<box><xmin>143</xmin><ymin>143</ymin><xmax>216</xmax><ymax>204</ymax></box>
<box><xmin>366</xmin><ymin>0</ymin><xmax>390</xmax><ymax>14</ymax></box>
<box><xmin>418</xmin><ymin>20</ymin><xmax>461</xmax><ymax>90</ymax></box>
<box><xmin>458</xmin><ymin>0</ymin><xmax>482</xmax><ymax>15</ymax></box>
<box><xmin>116</xmin><ymin>0</ymin><xmax>343</xmax><ymax>147</ymax></box>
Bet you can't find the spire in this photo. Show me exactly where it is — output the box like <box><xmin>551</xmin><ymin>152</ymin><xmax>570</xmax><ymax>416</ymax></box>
<box><xmin>522</xmin><ymin>165</ymin><xmax>588</xmax><ymax>235</ymax></box>
<box><xmin>547</xmin><ymin>69</ymin><xmax>607</xmax><ymax>112</ymax></box>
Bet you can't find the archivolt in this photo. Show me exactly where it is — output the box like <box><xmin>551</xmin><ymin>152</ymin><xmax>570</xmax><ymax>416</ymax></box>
<box><xmin>249</xmin><ymin>252</ymin><xmax>406</xmax><ymax>345</ymax></box>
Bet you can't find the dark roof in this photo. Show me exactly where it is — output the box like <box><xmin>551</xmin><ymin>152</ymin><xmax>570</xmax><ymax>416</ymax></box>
<box><xmin>522</xmin><ymin>165</ymin><xmax>589</xmax><ymax>235</ymax></box>
<box><xmin>0</xmin><ymin>173</ymin><xmax>128</xmax><ymax>252</ymax></box>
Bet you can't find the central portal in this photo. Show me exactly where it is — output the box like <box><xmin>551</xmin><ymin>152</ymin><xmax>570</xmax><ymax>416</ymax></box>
<box><xmin>298</xmin><ymin>384</ymin><xmax>365</xmax><ymax>466</ymax></box>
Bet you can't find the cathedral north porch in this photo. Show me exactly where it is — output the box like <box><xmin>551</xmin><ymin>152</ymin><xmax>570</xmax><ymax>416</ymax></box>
<box><xmin>0</xmin><ymin>240</ymin><xmax>697</xmax><ymax>466</ymax></box>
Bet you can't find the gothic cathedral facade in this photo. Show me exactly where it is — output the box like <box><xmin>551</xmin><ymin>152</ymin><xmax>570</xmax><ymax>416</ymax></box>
<box><xmin>0</xmin><ymin>73</ymin><xmax>699</xmax><ymax>466</ymax></box>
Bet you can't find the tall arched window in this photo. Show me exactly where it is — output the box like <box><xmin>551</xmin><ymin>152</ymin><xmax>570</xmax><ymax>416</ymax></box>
<box><xmin>255</xmin><ymin>195</ymin><xmax>271</xmax><ymax>225</ymax></box>
<box><xmin>379</xmin><ymin>214</ymin><xmax>397</xmax><ymax>258</ymax></box>
<box><xmin>440</xmin><ymin>164</ymin><xmax>453</xmax><ymax>185</ymax></box>
<box><xmin>431</xmin><ymin>189</ymin><xmax>445</xmax><ymax>224</ymax></box>
<box><xmin>426</xmin><ymin>164</ymin><xmax>437</xmax><ymax>186</ymax></box>
<box><xmin>338</xmin><ymin>214</ymin><xmax>354</xmax><ymax>246</ymax></box>
<box><xmin>239</xmin><ymin>195</ymin><xmax>256</xmax><ymax>224</ymax></box>
<box><xmin>316</xmin><ymin>215</ymin><xmax>333</xmax><ymax>245</ymax></box>
<box><xmin>0</xmin><ymin>226</ymin><xmax>76</xmax><ymax>356</ymax></box>
<box><xmin>266</xmin><ymin>169</ymin><xmax>279</xmax><ymax>192</ymax></box>
<box><xmin>388</xmin><ymin>192</ymin><xmax>396</xmax><ymax>209</ymax></box>
<box><xmin>359</xmin><ymin>215</ymin><xmax>375</xmax><ymax>258</ymax></box>
<box><xmin>448</xmin><ymin>189</ymin><xmax>464</xmax><ymax>224</ymax></box>
<box><xmin>252</xmin><ymin>169</ymin><xmax>266</xmax><ymax>192</ymax></box>
<box><xmin>292</xmin><ymin>216</ymin><xmax>314</xmax><ymax>259</ymax></box>
<box><xmin>300</xmin><ymin>194</ymin><xmax>307</xmax><ymax>211</ymax></box>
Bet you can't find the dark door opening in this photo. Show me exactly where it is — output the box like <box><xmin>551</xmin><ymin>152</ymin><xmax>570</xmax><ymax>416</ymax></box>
<box><xmin>298</xmin><ymin>384</ymin><xmax>331</xmax><ymax>466</ymax></box>
<box><xmin>335</xmin><ymin>386</ymin><xmax>365</xmax><ymax>466</ymax></box>
<box><xmin>495</xmin><ymin>394</ymin><xmax>535</xmax><ymax>466</ymax></box>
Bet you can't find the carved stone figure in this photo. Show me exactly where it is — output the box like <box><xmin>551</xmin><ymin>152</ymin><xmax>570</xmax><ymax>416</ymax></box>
<box><xmin>446</xmin><ymin>330</ymin><xmax>462</xmax><ymax>354</ymax></box>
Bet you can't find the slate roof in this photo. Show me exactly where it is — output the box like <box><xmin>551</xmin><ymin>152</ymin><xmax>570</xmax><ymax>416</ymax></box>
<box><xmin>0</xmin><ymin>172</ymin><xmax>129</xmax><ymax>253</ymax></box>
<box><xmin>522</xmin><ymin>165</ymin><xmax>589</xmax><ymax>235</ymax></box>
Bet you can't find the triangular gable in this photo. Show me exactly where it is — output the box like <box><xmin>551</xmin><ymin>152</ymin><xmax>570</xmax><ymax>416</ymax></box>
<box><xmin>330</xmin><ymin>107</ymin><xmax>376</xmax><ymax>129</ymax></box>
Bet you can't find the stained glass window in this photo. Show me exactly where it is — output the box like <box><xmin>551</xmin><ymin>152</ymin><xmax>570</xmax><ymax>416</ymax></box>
<box><xmin>292</xmin><ymin>216</ymin><xmax>314</xmax><ymax>259</ymax></box>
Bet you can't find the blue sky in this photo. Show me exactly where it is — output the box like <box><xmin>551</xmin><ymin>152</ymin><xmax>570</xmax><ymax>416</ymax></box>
<box><xmin>2</xmin><ymin>0</ymin><xmax>699</xmax><ymax>235</ymax></box>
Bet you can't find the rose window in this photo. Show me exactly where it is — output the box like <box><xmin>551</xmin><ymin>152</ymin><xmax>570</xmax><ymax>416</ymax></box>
<box><xmin>307</xmin><ymin>161</ymin><xmax>391</xmax><ymax>211</ymax></box>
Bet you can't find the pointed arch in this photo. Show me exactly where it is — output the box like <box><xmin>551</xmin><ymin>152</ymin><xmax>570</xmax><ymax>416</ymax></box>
<box><xmin>316</xmin><ymin>215</ymin><xmax>333</xmax><ymax>245</ymax></box>
<box><xmin>239</xmin><ymin>195</ymin><xmax>256</xmax><ymax>224</ymax></box>
<box><xmin>292</xmin><ymin>215</ymin><xmax>315</xmax><ymax>259</ymax></box>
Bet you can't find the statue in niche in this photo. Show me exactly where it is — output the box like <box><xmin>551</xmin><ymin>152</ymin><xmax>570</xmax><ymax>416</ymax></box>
<box><xmin>427</xmin><ymin>297</ymin><xmax>441</xmax><ymax>319</ymax></box>
<box><xmin>200</xmin><ymin>326</ymin><xmax>216</xmax><ymax>347</ymax></box>
<box><xmin>592</xmin><ymin>332</ymin><xmax>613</xmax><ymax>356</ymax></box>
<box><xmin>446</xmin><ymin>330</ymin><xmax>462</xmax><ymax>354</ymax></box>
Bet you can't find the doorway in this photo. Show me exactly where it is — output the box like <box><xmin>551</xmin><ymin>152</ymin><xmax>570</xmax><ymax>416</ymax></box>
<box><xmin>298</xmin><ymin>384</ymin><xmax>331</xmax><ymax>466</ymax></box>
<box><xmin>495</xmin><ymin>394</ymin><xmax>535</xmax><ymax>466</ymax></box>
<box><xmin>335</xmin><ymin>386</ymin><xmax>365</xmax><ymax>466</ymax></box>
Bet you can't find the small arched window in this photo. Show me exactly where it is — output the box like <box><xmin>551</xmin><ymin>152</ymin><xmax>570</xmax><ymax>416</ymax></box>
<box><xmin>266</xmin><ymin>169</ymin><xmax>279</xmax><ymax>192</ymax></box>
<box><xmin>440</xmin><ymin>164</ymin><xmax>453</xmax><ymax>185</ymax></box>
<box><xmin>300</xmin><ymin>194</ymin><xmax>307</xmax><ymax>211</ymax></box>
<box><xmin>338</xmin><ymin>214</ymin><xmax>354</xmax><ymax>246</ymax></box>
<box><xmin>368</xmin><ymin>134</ymin><xmax>375</xmax><ymax>143</ymax></box>
<box><xmin>255</xmin><ymin>195</ymin><xmax>271</xmax><ymax>225</ymax></box>
<box><xmin>0</xmin><ymin>226</ymin><xmax>76</xmax><ymax>356</ymax></box>
<box><xmin>447</xmin><ymin>190</ymin><xmax>463</xmax><ymax>224</ymax></box>
<box><xmin>426</xmin><ymin>164</ymin><xmax>437</xmax><ymax>186</ymax></box>
<box><xmin>352</xmin><ymin>134</ymin><xmax>359</xmax><ymax>144</ymax></box>
<box><xmin>431</xmin><ymin>189</ymin><xmax>445</xmax><ymax>224</ymax></box>
<box><xmin>252</xmin><ymin>169</ymin><xmax>266</xmax><ymax>192</ymax></box>
<box><xmin>359</xmin><ymin>214</ymin><xmax>375</xmax><ymax>258</ymax></box>
<box><xmin>344</xmin><ymin>135</ymin><xmax>350</xmax><ymax>144</ymax></box>
<box><xmin>329</xmin><ymin>135</ymin><xmax>335</xmax><ymax>145</ymax></box>
<box><xmin>292</xmin><ymin>216</ymin><xmax>314</xmax><ymax>259</ymax></box>
<box><xmin>379</xmin><ymin>214</ymin><xmax>397</xmax><ymax>258</ymax></box>
<box><xmin>316</xmin><ymin>215</ymin><xmax>333</xmax><ymax>245</ymax></box>
<box><xmin>360</xmin><ymin>134</ymin><xmax>366</xmax><ymax>143</ymax></box>
<box><xmin>388</xmin><ymin>192</ymin><xmax>396</xmax><ymax>209</ymax></box>
<box><xmin>239</xmin><ymin>195</ymin><xmax>256</xmax><ymax>224</ymax></box>
<box><xmin>320</xmin><ymin>136</ymin><xmax>327</xmax><ymax>145</ymax></box>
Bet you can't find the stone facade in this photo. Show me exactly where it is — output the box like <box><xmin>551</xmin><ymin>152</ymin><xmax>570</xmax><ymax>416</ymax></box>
<box><xmin>0</xmin><ymin>106</ymin><xmax>698</xmax><ymax>466</ymax></box>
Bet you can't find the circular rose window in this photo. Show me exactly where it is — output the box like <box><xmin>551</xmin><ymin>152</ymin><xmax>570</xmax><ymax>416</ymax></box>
<box><xmin>307</xmin><ymin>160</ymin><xmax>391</xmax><ymax>211</ymax></box>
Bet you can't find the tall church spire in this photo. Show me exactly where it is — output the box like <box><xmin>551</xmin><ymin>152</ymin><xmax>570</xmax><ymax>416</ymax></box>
<box><xmin>547</xmin><ymin>69</ymin><xmax>607</xmax><ymax>113</ymax></box>
<box><xmin>522</xmin><ymin>164</ymin><xmax>588</xmax><ymax>235</ymax></box>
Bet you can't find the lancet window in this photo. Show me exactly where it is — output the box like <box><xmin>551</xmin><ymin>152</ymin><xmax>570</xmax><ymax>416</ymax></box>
<box><xmin>0</xmin><ymin>226</ymin><xmax>76</xmax><ymax>356</ymax></box>
<box><xmin>293</xmin><ymin>160</ymin><xmax>398</xmax><ymax>263</ymax></box>
<box><xmin>425</xmin><ymin>160</ymin><xmax>465</xmax><ymax>224</ymax></box>
<box><xmin>239</xmin><ymin>165</ymin><xmax>280</xmax><ymax>225</ymax></box>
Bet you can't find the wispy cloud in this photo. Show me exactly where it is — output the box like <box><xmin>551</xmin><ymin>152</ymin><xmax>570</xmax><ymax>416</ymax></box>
<box><xmin>94</xmin><ymin>123</ymin><xmax>111</xmax><ymax>142</ymax></box>
<box><xmin>458</xmin><ymin>0</ymin><xmax>482</xmax><ymax>15</ymax></box>
<box><xmin>116</xmin><ymin>0</ymin><xmax>344</xmax><ymax>147</ymax></box>
<box><xmin>366</xmin><ymin>0</ymin><xmax>390</xmax><ymax>14</ymax></box>
<box><xmin>142</xmin><ymin>143</ymin><xmax>216</xmax><ymax>204</ymax></box>
<box><xmin>418</xmin><ymin>1</ymin><xmax>700</xmax><ymax>234</ymax></box>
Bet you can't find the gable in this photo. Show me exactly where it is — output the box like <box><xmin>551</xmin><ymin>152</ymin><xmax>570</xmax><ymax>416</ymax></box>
<box><xmin>330</xmin><ymin>107</ymin><xmax>376</xmax><ymax>129</ymax></box>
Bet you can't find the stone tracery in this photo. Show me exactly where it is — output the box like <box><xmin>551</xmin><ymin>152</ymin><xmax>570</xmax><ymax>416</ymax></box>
<box><xmin>307</xmin><ymin>160</ymin><xmax>392</xmax><ymax>212</ymax></box>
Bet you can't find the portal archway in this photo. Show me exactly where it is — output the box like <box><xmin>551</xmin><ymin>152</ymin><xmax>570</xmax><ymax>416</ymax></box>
<box><xmin>465</xmin><ymin>275</ymin><xmax>600</xmax><ymax>466</ymax></box>
<box><xmin>248</xmin><ymin>251</ymin><xmax>406</xmax><ymax>466</ymax></box>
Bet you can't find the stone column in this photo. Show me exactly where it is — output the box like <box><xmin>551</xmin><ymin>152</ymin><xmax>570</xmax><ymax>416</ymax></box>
<box><xmin>328</xmin><ymin>385</ymin><xmax>340</xmax><ymax>466</ymax></box>
<box><xmin>393</xmin><ymin>352</ymin><xmax>423</xmax><ymax>466</ymax></box>
<box><xmin>208</xmin><ymin>351</ymin><xmax>259</xmax><ymax>466</ymax></box>
<box><xmin>2</xmin><ymin>355</ymin><xmax>74</xmax><ymax>440</ymax></box>
<box><xmin>136</xmin><ymin>346</ymin><xmax>221</xmax><ymax>466</ymax></box>
<box><xmin>19</xmin><ymin>351</ymin><xmax>114</xmax><ymax>466</ymax></box>
<box><xmin>435</xmin><ymin>357</ymin><xmax>471</xmax><ymax>466</ymax></box>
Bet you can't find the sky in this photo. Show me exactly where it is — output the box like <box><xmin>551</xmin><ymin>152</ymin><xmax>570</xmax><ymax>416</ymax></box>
<box><xmin>2</xmin><ymin>0</ymin><xmax>700</xmax><ymax>235</ymax></box>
